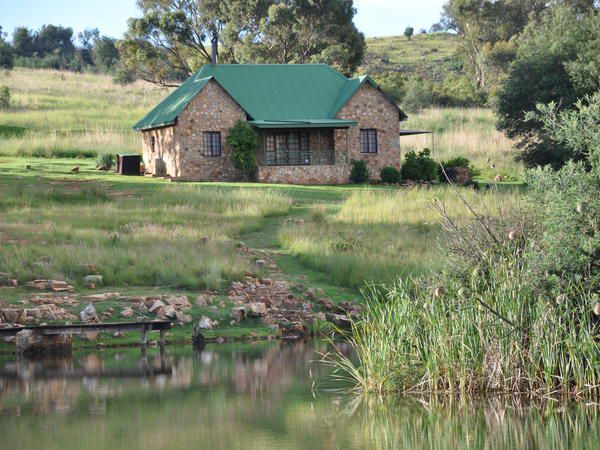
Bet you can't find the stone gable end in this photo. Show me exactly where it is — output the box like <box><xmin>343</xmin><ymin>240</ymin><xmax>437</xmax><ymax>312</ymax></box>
<box><xmin>336</xmin><ymin>83</ymin><xmax>401</xmax><ymax>178</ymax></box>
<box><xmin>142</xmin><ymin>79</ymin><xmax>246</xmax><ymax>180</ymax></box>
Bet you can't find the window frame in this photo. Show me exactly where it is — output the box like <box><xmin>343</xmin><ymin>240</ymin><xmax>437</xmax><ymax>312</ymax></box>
<box><xmin>360</xmin><ymin>129</ymin><xmax>378</xmax><ymax>154</ymax></box>
<box><xmin>202</xmin><ymin>131</ymin><xmax>222</xmax><ymax>157</ymax></box>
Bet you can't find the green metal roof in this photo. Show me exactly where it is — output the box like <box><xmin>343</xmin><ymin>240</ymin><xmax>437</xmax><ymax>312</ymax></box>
<box><xmin>248</xmin><ymin>119</ymin><xmax>357</xmax><ymax>129</ymax></box>
<box><xmin>133</xmin><ymin>64</ymin><xmax>407</xmax><ymax>131</ymax></box>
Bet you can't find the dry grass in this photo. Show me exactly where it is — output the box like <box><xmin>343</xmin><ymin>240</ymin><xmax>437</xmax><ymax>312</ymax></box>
<box><xmin>400</xmin><ymin>108</ymin><xmax>522</xmax><ymax>181</ymax></box>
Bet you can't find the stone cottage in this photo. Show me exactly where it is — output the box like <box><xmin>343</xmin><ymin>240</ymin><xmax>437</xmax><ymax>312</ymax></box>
<box><xmin>133</xmin><ymin>64</ymin><xmax>408</xmax><ymax>184</ymax></box>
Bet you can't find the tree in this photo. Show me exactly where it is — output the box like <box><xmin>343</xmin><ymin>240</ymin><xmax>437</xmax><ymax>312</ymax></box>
<box><xmin>0</xmin><ymin>27</ymin><xmax>15</xmax><ymax>69</ymax></box>
<box><xmin>227</xmin><ymin>120</ymin><xmax>259</xmax><ymax>180</ymax></box>
<box><xmin>93</xmin><ymin>36</ymin><xmax>120</xmax><ymax>71</ymax></box>
<box><xmin>119</xmin><ymin>0</ymin><xmax>366</xmax><ymax>86</ymax></box>
<box><xmin>12</xmin><ymin>27</ymin><xmax>35</xmax><ymax>57</ymax></box>
<box><xmin>34</xmin><ymin>24</ymin><xmax>76</xmax><ymax>58</ymax></box>
<box><xmin>441</xmin><ymin>0</ymin><xmax>547</xmax><ymax>90</ymax></box>
<box><xmin>404</xmin><ymin>26</ymin><xmax>414</xmax><ymax>41</ymax></box>
<box><xmin>78</xmin><ymin>28</ymin><xmax>100</xmax><ymax>66</ymax></box>
<box><xmin>495</xmin><ymin>7</ymin><xmax>600</xmax><ymax>168</ymax></box>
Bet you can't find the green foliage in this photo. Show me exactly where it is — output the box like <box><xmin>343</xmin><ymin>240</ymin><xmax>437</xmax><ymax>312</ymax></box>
<box><xmin>120</xmin><ymin>0</ymin><xmax>366</xmax><ymax>85</ymax></box>
<box><xmin>380</xmin><ymin>166</ymin><xmax>401</xmax><ymax>183</ymax></box>
<box><xmin>400</xmin><ymin>149</ymin><xmax>438</xmax><ymax>181</ymax></box>
<box><xmin>401</xmin><ymin>74</ymin><xmax>485</xmax><ymax>111</ymax></box>
<box><xmin>0</xmin><ymin>41</ymin><xmax>14</xmax><ymax>69</ymax></box>
<box><xmin>227</xmin><ymin>120</ymin><xmax>259</xmax><ymax>180</ymax></box>
<box><xmin>371</xmin><ymin>71</ymin><xmax>405</xmax><ymax>105</ymax></box>
<box><xmin>438</xmin><ymin>156</ymin><xmax>479</xmax><ymax>180</ymax></box>
<box><xmin>92</xmin><ymin>36</ymin><xmax>120</xmax><ymax>71</ymax></box>
<box><xmin>0</xmin><ymin>85</ymin><xmax>10</xmax><ymax>109</ymax></box>
<box><xmin>495</xmin><ymin>6</ymin><xmax>600</xmax><ymax>168</ymax></box>
<box><xmin>96</xmin><ymin>152</ymin><xmax>115</xmax><ymax>169</ymax></box>
<box><xmin>404</xmin><ymin>27</ymin><xmax>414</xmax><ymax>41</ymax></box>
<box><xmin>525</xmin><ymin>92</ymin><xmax>600</xmax><ymax>294</ymax></box>
<box><xmin>349</xmin><ymin>159</ymin><xmax>368</xmax><ymax>183</ymax></box>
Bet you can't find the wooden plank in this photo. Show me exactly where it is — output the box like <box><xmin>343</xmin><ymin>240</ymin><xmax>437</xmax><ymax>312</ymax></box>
<box><xmin>0</xmin><ymin>321</ymin><xmax>171</xmax><ymax>337</ymax></box>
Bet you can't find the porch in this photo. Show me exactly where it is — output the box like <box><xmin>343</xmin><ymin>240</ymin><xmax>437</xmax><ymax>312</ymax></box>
<box><xmin>252</xmin><ymin>122</ymin><xmax>353</xmax><ymax>168</ymax></box>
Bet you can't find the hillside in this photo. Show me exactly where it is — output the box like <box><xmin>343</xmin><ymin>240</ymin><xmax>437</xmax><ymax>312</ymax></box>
<box><xmin>363</xmin><ymin>32</ymin><xmax>462</xmax><ymax>79</ymax></box>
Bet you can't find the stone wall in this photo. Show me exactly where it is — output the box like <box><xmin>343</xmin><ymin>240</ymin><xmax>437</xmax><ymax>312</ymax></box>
<box><xmin>335</xmin><ymin>83</ymin><xmax>401</xmax><ymax>179</ymax></box>
<box><xmin>143</xmin><ymin>80</ymin><xmax>246</xmax><ymax>180</ymax></box>
<box><xmin>258</xmin><ymin>163</ymin><xmax>350</xmax><ymax>184</ymax></box>
<box><xmin>142</xmin><ymin>126</ymin><xmax>177</xmax><ymax>176</ymax></box>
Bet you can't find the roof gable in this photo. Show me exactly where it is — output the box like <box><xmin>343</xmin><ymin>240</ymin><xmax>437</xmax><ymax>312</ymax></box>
<box><xmin>133</xmin><ymin>64</ymin><xmax>406</xmax><ymax>131</ymax></box>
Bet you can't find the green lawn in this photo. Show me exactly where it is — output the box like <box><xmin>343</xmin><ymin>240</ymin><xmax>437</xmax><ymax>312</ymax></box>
<box><xmin>0</xmin><ymin>157</ymin><xmax>523</xmax><ymax>348</ymax></box>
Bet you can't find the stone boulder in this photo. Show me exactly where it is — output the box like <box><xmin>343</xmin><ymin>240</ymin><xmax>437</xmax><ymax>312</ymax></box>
<box><xmin>197</xmin><ymin>316</ymin><xmax>218</xmax><ymax>330</ymax></box>
<box><xmin>247</xmin><ymin>302</ymin><xmax>268</xmax><ymax>317</ymax></box>
<box><xmin>445</xmin><ymin>166</ymin><xmax>470</xmax><ymax>185</ymax></box>
<box><xmin>80</xmin><ymin>303</ymin><xmax>99</xmax><ymax>323</ymax></box>
<box><xmin>1</xmin><ymin>309</ymin><xmax>23</xmax><ymax>324</ymax></box>
<box><xmin>120</xmin><ymin>307</ymin><xmax>134</xmax><ymax>318</ymax></box>
<box><xmin>83</xmin><ymin>274</ymin><xmax>103</xmax><ymax>288</ymax></box>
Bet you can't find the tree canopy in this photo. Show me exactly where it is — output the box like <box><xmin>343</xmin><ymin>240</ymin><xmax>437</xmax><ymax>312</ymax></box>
<box><xmin>118</xmin><ymin>0</ymin><xmax>365</xmax><ymax>86</ymax></box>
<box><xmin>495</xmin><ymin>6</ymin><xmax>600</xmax><ymax>168</ymax></box>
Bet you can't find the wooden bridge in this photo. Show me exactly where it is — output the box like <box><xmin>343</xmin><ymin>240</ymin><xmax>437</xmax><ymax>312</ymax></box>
<box><xmin>0</xmin><ymin>321</ymin><xmax>172</xmax><ymax>355</ymax></box>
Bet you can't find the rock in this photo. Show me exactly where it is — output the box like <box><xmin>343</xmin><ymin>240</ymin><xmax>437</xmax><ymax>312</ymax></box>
<box><xmin>247</xmin><ymin>302</ymin><xmax>268</xmax><ymax>317</ymax></box>
<box><xmin>83</xmin><ymin>274</ymin><xmax>103</xmax><ymax>288</ymax></box>
<box><xmin>120</xmin><ymin>307</ymin><xmax>134</xmax><ymax>318</ymax></box>
<box><xmin>80</xmin><ymin>303</ymin><xmax>99</xmax><ymax>323</ymax></box>
<box><xmin>196</xmin><ymin>295</ymin><xmax>209</xmax><ymax>307</ymax></box>
<box><xmin>81</xmin><ymin>292</ymin><xmax>121</xmax><ymax>301</ymax></box>
<box><xmin>494</xmin><ymin>174</ymin><xmax>504</xmax><ymax>182</ymax></box>
<box><xmin>149</xmin><ymin>299</ymin><xmax>165</xmax><ymax>313</ymax></box>
<box><xmin>113</xmin><ymin>331</ymin><xmax>125</xmax><ymax>338</ymax></box>
<box><xmin>197</xmin><ymin>316</ymin><xmax>217</xmax><ymax>330</ymax></box>
<box><xmin>305</xmin><ymin>288</ymin><xmax>316</xmax><ymax>299</ymax></box>
<box><xmin>317</xmin><ymin>298</ymin><xmax>334</xmax><ymax>310</ymax></box>
<box><xmin>175</xmin><ymin>310</ymin><xmax>192</xmax><ymax>323</ymax></box>
<box><xmin>70</xmin><ymin>166</ymin><xmax>79</xmax><ymax>174</ymax></box>
<box><xmin>1</xmin><ymin>309</ymin><xmax>23</xmax><ymax>324</ymax></box>
<box><xmin>149</xmin><ymin>340</ymin><xmax>158</xmax><ymax>348</ymax></box>
<box><xmin>164</xmin><ymin>295</ymin><xmax>191</xmax><ymax>309</ymax></box>
<box><xmin>80</xmin><ymin>331</ymin><xmax>99</xmax><ymax>341</ymax></box>
<box><xmin>255</xmin><ymin>259</ymin><xmax>266</xmax><ymax>267</ymax></box>
<box><xmin>231</xmin><ymin>306</ymin><xmax>246</xmax><ymax>322</ymax></box>
<box><xmin>162</xmin><ymin>305</ymin><xmax>177</xmax><ymax>319</ymax></box>
<box><xmin>326</xmin><ymin>313</ymin><xmax>353</xmax><ymax>330</ymax></box>
<box><xmin>444</xmin><ymin>166</ymin><xmax>470</xmax><ymax>185</ymax></box>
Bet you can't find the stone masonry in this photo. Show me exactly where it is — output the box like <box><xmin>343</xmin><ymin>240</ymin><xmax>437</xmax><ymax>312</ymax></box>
<box><xmin>142</xmin><ymin>80</ymin><xmax>401</xmax><ymax>184</ymax></box>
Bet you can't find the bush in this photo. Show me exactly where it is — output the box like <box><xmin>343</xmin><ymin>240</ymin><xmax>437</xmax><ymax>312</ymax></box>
<box><xmin>96</xmin><ymin>152</ymin><xmax>115</xmax><ymax>169</ymax></box>
<box><xmin>438</xmin><ymin>156</ymin><xmax>480</xmax><ymax>181</ymax></box>
<box><xmin>380</xmin><ymin>166</ymin><xmax>401</xmax><ymax>183</ymax></box>
<box><xmin>349</xmin><ymin>159</ymin><xmax>368</xmax><ymax>183</ymax></box>
<box><xmin>227</xmin><ymin>120</ymin><xmax>259</xmax><ymax>180</ymax></box>
<box><xmin>0</xmin><ymin>85</ymin><xmax>10</xmax><ymax>109</ymax></box>
<box><xmin>400</xmin><ymin>149</ymin><xmax>438</xmax><ymax>181</ymax></box>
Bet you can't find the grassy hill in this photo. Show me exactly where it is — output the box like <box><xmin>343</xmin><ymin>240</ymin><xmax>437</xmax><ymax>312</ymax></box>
<box><xmin>0</xmin><ymin>68</ymin><xmax>169</xmax><ymax>157</ymax></box>
<box><xmin>363</xmin><ymin>32</ymin><xmax>462</xmax><ymax>79</ymax></box>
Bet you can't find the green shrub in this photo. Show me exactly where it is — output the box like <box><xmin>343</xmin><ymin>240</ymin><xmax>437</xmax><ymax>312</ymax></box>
<box><xmin>438</xmin><ymin>156</ymin><xmax>480</xmax><ymax>181</ymax></box>
<box><xmin>380</xmin><ymin>166</ymin><xmax>401</xmax><ymax>183</ymax></box>
<box><xmin>227</xmin><ymin>120</ymin><xmax>259</xmax><ymax>180</ymax></box>
<box><xmin>0</xmin><ymin>85</ymin><xmax>10</xmax><ymax>109</ymax></box>
<box><xmin>96</xmin><ymin>152</ymin><xmax>115</xmax><ymax>169</ymax></box>
<box><xmin>400</xmin><ymin>149</ymin><xmax>438</xmax><ymax>181</ymax></box>
<box><xmin>350</xmin><ymin>159</ymin><xmax>368</xmax><ymax>183</ymax></box>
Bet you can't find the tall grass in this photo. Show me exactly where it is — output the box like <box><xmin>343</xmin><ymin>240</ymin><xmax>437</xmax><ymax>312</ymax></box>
<box><xmin>328</xmin><ymin>190</ymin><xmax>600</xmax><ymax>396</ymax></box>
<box><xmin>401</xmin><ymin>108</ymin><xmax>522</xmax><ymax>181</ymax></box>
<box><xmin>0</xmin><ymin>175</ymin><xmax>291</xmax><ymax>289</ymax></box>
<box><xmin>0</xmin><ymin>68</ymin><xmax>168</xmax><ymax>156</ymax></box>
<box><xmin>279</xmin><ymin>186</ymin><xmax>520</xmax><ymax>289</ymax></box>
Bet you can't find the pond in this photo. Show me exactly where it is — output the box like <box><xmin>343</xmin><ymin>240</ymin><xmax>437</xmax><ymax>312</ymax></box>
<box><xmin>0</xmin><ymin>339</ymin><xmax>598</xmax><ymax>450</ymax></box>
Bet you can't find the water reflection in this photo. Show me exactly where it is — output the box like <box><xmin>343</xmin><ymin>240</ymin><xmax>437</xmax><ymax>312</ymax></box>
<box><xmin>0</xmin><ymin>340</ymin><xmax>598</xmax><ymax>450</ymax></box>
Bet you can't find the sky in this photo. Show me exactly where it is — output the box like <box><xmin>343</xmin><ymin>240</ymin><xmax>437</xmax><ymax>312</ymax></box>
<box><xmin>0</xmin><ymin>0</ymin><xmax>446</xmax><ymax>40</ymax></box>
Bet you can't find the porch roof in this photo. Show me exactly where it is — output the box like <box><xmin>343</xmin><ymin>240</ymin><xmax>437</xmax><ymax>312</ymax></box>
<box><xmin>248</xmin><ymin>119</ymin><xmax>357</xmax><ymax>129</ymax></box>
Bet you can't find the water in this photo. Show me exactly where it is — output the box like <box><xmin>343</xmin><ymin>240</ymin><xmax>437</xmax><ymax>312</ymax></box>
<box><xmin>0</xmin><ymin>339</ymin><xmax>598</xmax><ymax>450</ymax></box>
